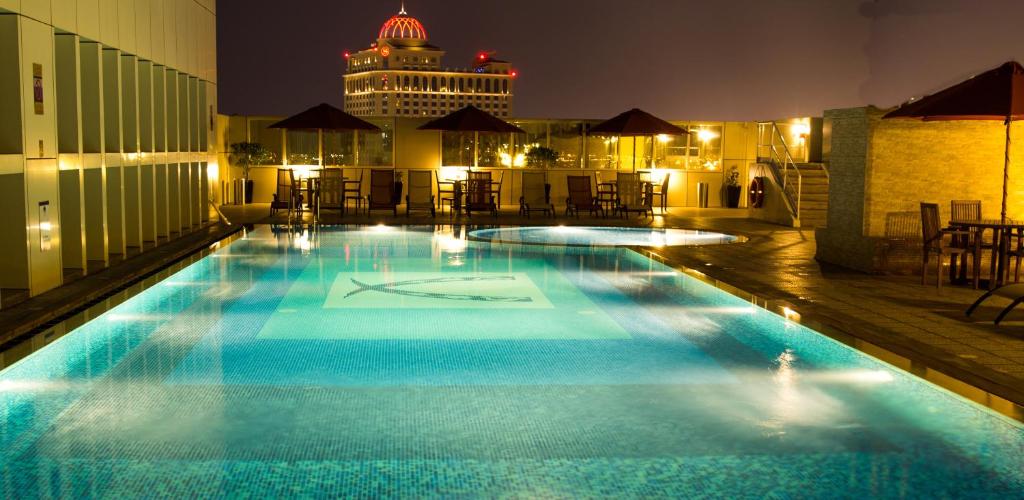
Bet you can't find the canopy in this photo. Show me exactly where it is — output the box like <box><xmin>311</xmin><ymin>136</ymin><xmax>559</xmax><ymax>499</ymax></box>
<box><xmin>884</xmin><ymin>61</ymin><xmax>1024</xmax><ymax>222</ymax></box>
<box><xmin>588</xmin><ymin>108</ymin><xmax>687</xmax><ymax>172</ymax></box>
<box><xmin>418</xmin><ymin>105</ymin><xmax>525</xmax><ymax>134</ymax></box>
<box><xmin>883</xmin><ymin>61</ymin><xmax>1024</xmax><ymax>121</ymax></box>
<box><xmin>269</xmin><ymin>103</ymin><xmax>380</xmax><ymax>131</ymax></box>
<box><xmin>588</xmin><ymin>108</ymin><xmax>687</xmax><ymax>136</ymax></box>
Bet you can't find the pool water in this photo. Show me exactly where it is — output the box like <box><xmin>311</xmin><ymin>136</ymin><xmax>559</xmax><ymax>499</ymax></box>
<box><xmin>469</xmin><ymin>226</ymin><xmax>742</xmax><ymax>247</ymax></box>
<box><xmin>0</xmin><ymin>226</ymin><xmax>1021</xmax><ymax>497</ymax></box>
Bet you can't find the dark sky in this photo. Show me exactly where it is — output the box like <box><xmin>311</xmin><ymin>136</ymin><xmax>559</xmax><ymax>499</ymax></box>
<box><xmin>216</xmin><ymin>0</ymin><xmax>1024</xmax><ymax>121</ymax></box>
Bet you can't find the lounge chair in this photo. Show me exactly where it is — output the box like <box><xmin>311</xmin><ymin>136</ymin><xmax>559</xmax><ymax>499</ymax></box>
<box><xmin>565</xmin><ymin>175</ymin><xmax>604</xmax><ymax>218</ymax></box>
<box><xmin>406</xmin><ymin>170</ymin><xmax>435</xmax><ymax>217</ymax></box>
<box><xmin>465</xmin><ymin>170</ymin><xmax>497</xmax><ymax>217</ymax></box>
<box><xmin>614</xmin><ymin>173</ymin><xmax>653</xmax><ymax>218</ymax></box>
<box><xmin>966</xmin><ymin>283</ymin><xmax>1024</xmax><ymax>324</ymax></box>
<box><xmin>270</xmin><ymin>169</ymin><xmax>301</xmax><ymax>216</ymax></box>
<box><xmin>366</xmin><ymin>169</ymin><xmax>398</xmax><ymax>216</ymax></box>
<box><xmin>519</xmin><ymin>171</ymin><xmax>553</xmax><ymax>218</ymax></box>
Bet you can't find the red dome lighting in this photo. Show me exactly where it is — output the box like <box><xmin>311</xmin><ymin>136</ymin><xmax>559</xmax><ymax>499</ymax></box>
<box><xmin>378</xmin><ymin>7</ymin><xmax>427</xmax><ymax>40</ymax></box>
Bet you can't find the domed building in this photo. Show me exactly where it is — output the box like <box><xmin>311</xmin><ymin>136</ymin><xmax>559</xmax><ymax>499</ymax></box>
<box><xmin>343</xmin><ymin>5</ymin><xmax>515</xmax><ymax>118</ymax></box>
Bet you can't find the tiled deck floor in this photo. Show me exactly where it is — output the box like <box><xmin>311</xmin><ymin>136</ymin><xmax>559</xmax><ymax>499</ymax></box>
<box><xmin>226</xmin><ymin>204</ymin><xmax>1024</xmax><ymax>413</ymax></box>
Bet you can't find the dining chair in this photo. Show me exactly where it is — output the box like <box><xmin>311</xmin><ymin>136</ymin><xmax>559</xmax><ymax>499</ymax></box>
<box><xmin>651</xmin><ymin>173</ymin><xmax>671</xmax><ymax>214</ymax></box>
<box><xmin>921</xmin><ymin>202</ymin><xmax>976</xmax><ymax>288</ymax></box>
<box><xmin>435</xmin><ymin>173</ymin><xmax>456</xmax><ymax>210</ymax></box>
<box><xmin>342</xmin><ymin>169</ymin><xmax>364</xmax><ymax>215</ymax></box>
<box><xmin>319</xmin><ymin>168</ymin><xmax>344</xmax><ymax>216</ymax></box>
<box><xmin>951</xmin><ymin>200</ymin><xmax>995</xmax><ymax>283</ymax></box>
<box><xmin>270</xmin><ymin>169</ymin><xmax>301</xmax><ymax>217</ymax></box>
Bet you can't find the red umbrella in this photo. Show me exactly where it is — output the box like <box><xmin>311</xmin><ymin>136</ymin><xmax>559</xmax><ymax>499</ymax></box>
<box><xmin>269</xmin><ymin>103</ymin><xmax>380</xmax><ymax>167</ymax></box>
<box><xmin>418</xmin><ymin>106</ymin><xmax>525</xmax><ymax>167</ymax></box>
<box><xmin>884</xmin><ymin>61</ymin><xmax>1024</xmax><ymax>222</ymax></box>
<box><xmin>589</xmin><ymin>108</ymin><xmax>687</xmax><ymax>172</ymax></box>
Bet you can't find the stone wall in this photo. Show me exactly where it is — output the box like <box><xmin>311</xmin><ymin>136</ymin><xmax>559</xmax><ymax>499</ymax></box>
<box><xmin>816</xmin><ymin>105</ymin><xmax>1024</xmax><ymax>273</ymax></box>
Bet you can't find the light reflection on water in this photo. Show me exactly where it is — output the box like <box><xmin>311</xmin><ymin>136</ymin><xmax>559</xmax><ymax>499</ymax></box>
<box><xmin>0</xmin><ymin>225</ymin><xmax>1020</xmax><ymax>497</ymax></box>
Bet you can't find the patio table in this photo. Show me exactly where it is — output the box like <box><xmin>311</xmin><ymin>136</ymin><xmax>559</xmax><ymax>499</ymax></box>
<box><xmin>948</xmin><ymin>219</ymin><xmax>1024</xmax><ymax>289</ymax></box>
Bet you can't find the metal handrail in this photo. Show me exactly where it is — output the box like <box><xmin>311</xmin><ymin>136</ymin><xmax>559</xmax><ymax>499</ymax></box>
<box><xmin>756</xmin><ymin>121</ymin><xmax>803</xmax><ymax>220</ymax></box>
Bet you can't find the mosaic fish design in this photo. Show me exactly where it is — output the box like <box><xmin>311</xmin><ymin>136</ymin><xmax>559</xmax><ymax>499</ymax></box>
<box><xmin>345</xmin><ymin>276</ymin><xmax>534</xmax><ymax>303</ymax></box>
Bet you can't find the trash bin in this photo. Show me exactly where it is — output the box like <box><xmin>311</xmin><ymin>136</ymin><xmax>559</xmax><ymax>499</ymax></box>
<box><xmin>696</xmin><ymin>182</ymin><xmax>710</xmax><ymax>208</ymax></box>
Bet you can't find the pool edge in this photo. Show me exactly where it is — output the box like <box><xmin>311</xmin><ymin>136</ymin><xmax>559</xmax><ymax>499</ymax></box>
<box><xmin>636</xmin><ymin>246</ymin><xmax>1024</xmax><ymax>424</ymax></box>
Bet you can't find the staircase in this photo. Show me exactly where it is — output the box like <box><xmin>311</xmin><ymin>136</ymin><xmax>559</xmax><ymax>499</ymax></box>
<box><xmin>756</xmin><ymin>122</ymin><xmax>830</xmax><ymax>228</ymax></box>
<box><xmin>796</xmin><ymin>162</ymin><xmax>829</xmax><ymax>228</ymax></box>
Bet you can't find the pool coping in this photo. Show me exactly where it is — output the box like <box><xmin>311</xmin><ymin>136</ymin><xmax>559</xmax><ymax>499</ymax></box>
<box><xmin>0</xmin><ymin>225</ymin><xmax>248</xmax><ymax>370</ymax></box>
<box><xmin>636</xmin><ymin>246</ymin><xmax>1024</xmax><ymax>423</ymax></box>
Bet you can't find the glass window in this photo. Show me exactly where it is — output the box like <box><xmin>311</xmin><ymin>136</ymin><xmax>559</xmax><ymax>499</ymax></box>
<box><xmin>324</xmin><ymin>130</ymin><xmax>355</xmax><ymax>166</ymax></box>
<box><xmin>431</xmin><ymin>76</ymin><xmax>437</xmax><ymax>91</ymax></box>
<box><xmin>286</xmin><ymin>130</ymin><xmax>318</xmax><ymax>165</ymax></box>
<box><xmin>358</xmin><ymin>118</ymin><xmax>394</xmax><ymax>166</ymax></box>
<box><xmin>484</xmin><ymin>79</ymin><xmax>491</xmax><ymax>93</ymax></box>
<box><xmin>248</xmin><ymin>119</ymin><xmax>283</xmax><ymax>164</ymax></box>
<box><xmin>502</xmin><ymin>79</ymin><xmax>508</xmax><ymax>94</ymax></box>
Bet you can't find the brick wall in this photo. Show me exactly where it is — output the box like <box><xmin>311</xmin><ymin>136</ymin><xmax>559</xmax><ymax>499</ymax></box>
<box><xmin>817</xmin><ymin>105</ymin><xmax>1024</xmax><ymax>273</ymax></box>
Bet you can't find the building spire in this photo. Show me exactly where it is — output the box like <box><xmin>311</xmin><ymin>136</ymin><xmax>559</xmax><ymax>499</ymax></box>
<box><xmin>399</xmin><ymin>1</ymin><xmax>407</xmax><ymax>15</ymax></box>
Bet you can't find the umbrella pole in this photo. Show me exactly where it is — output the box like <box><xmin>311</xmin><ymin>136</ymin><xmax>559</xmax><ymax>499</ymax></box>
<box><xmin>632</xmin><ymin>136</ymin><xmax>637</xmax><ymax>173</ymax></box>
<box><xmin>318</xmin><ymin>128</ymin><xmax>324</xmax><ymax>168</ymax></box>
<box><xmin>353</xmin><ymin>130</ymin><xmax>359</xmax><ymax>167</ymax></box>
<box><xmin>474</xmin><ymin>131</ymin><xmax>479</xmax><ymax>169</ymax></box>
<box><xmin>1002</xmin><ymin>116</ymin><xmax>1012</xmax><ymax>224</ymax></box>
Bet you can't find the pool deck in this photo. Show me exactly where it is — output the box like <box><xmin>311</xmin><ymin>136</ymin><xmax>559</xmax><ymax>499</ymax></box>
<box><xmin>238</xmin><ymin>203</ymin><xmax>1024</xmax><ymax>416</ymax></box>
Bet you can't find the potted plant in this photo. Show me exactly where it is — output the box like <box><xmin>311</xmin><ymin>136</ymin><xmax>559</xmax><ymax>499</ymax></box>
<box><xmin>228</xmin><ymin>142</ymin><xmax>271</xmax><ymax>204</ymax></box>
<box><xmin>525</xmin><ymin>146</ymin><xmax>559</xmax><ymax>168</ymax></box>
<box><xmin>725</xmin><ymin>166</ymin><xmax>742</xmax><ymax>208</ymax></box>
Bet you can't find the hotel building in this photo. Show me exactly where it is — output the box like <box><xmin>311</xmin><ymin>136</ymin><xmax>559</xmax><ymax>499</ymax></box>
<box><xmin>343</xmin><ymin>5</ymin><xmax>515</xmax><ymax>118</ymax></box>
<box><xmin>0</xmin><ymin>0</ymin><xmax>218</xmax><ymax>300</ymax></box>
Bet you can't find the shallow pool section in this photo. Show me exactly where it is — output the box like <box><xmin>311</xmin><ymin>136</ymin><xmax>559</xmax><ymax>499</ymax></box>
<box><xmin>469</xmin><ymin>225</ymin><xmax>742</xmax><ymax>247</ymax></box>
<box><xmin>0</xmin><ymin>225</ymin><xmax>1021</xmax><ymax>497</ymax></box>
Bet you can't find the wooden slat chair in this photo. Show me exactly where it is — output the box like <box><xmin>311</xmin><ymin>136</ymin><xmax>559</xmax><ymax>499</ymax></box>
<box><xmin>342</xmin><ymin>169</ymin><xmax>364</xmax><ymax>215</ymax></box>
<box><xmin>920</xmin><ymin>202</ymin><xmax>976</xmax><ymax>288</ymax></box>
<box><xmin>406</xmin><ymin>170</ymin><xmax>435</xmax><ymax>217</ymax></box>
<box><xmin>565</xmin><ymin>175</ymin><xmax>604</xmax><ymax>218</ymax></box>
<box><xmin>435</xmin><ymin>174</ymin><xmax>456</xmax><ymax>210</ymax></box>
<box><xmin>319</xmin><ymin>168</ymin><xmax>344</xmax><ymax>216</ymax></box>
<box><xmin>615</xmin><ymin>173</ymin><xmax>653</xmax><ymax>218</ymax></box>
<box><xmin>519</xmin><ymin>171</ymin><xmax>553</xmax><ymax>218</ymax></box>
<box><xmin>465</xmin><ymin>171</ymin><xmax>497</xmax><ymax>217</ymax></box>
<box><xmin>366</xmin><ymin>169</ymin><xmax>397</xmax><ymax>216</ymax></box>
<box><xmin>270</xmin><ymin>169</ymin><xmax>301</xmax><ymax>216</ymax></box>
<box><xmin>651</xmin><ymin>172</ymin><xmax>671</xmax><ymax>214</ymax></box>
<box><xmin>880</xmin><ymin>211</ymin><xmax>921</xmax><ymax>272</ymax></box>
<box><xmin>951</xmin><ymin>199</ymin><xmax>995</xmax><ymax>281</ymax></box>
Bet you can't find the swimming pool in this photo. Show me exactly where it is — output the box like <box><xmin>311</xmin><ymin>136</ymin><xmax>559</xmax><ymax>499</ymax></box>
<box><xmin>469</xmin><ymin>226</ymin><xmax>743</xmax><ymax>247</ymax></box>
<box><xmin>0</xmin><ymin>225</ymin><xmax>1021</xmax><ymax>497</ymax></box>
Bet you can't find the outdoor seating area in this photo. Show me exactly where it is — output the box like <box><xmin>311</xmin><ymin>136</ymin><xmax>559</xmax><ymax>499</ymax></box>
<box><xmin>265</xmin><ymin>166</ymin><xmax>665</xmax><ymax>220</ymax></box>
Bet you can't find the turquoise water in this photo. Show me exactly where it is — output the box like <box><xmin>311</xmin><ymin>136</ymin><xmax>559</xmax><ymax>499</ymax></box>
<box><xmin>469</xmin><ymin>226</ymin><xmax>741</xmax><ymax>247</ymax></box>
<box><xmin>1</xmin><ymin>225</ymin><xmax>1022</xmax><ymax>498</ymax></box>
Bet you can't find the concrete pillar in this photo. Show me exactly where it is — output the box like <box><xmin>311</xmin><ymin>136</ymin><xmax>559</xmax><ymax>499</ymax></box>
<box><xmin>80</xmin><ymin>42</ymin><xmax>107</xmax><ymax>269</ymax></box>
<box><xmin>55</xmin><ymin>34</ymin><xmax>86</xmax><ymax>274</ymax></box>
<box><xmin>102</xmin><ymin>48</ymin><xmax>124</xmax><ymax>257</ymax></box>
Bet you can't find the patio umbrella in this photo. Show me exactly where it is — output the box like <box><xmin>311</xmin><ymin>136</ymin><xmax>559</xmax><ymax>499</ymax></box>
<box><xmin>418</xmin><ymin>105</ymin><xmax>525</xmax><ymax>167</ymax></box>
<box><xmin>588</xmin><ymin>108</ymin><xmax>688</xmax><ymax>172</ymax></box>
<box><xmin>269</xmin><ymin>103</ymin><xmax>380</xmax><ymax>167</ymax></box>
<box><xmin>883</xmin><ymin>61</ymin><xmax>1024</xmax><ymax>222</ymax></box>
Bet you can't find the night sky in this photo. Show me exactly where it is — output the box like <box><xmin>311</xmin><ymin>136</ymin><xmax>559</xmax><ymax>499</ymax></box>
<box><xmin>216</xmin><ymin>0</ymin><xmax>1024</xmax><ymax>120</ymax></box>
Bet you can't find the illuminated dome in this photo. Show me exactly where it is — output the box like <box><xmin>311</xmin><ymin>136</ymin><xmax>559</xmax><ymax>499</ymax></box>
<box><xmin>378</xmin><ymin>6</ymin><xmax>428</xmax><ymax>41</ymax></box>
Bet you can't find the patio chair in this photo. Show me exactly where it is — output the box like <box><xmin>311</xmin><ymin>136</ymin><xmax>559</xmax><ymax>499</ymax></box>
<box><xmin>318</xmin><ymin>168</ymin><xmax>344</xmax><ymax>216</ymax></box>
<box><xmin>366</xmin><ymin>169</ymin><xmax>398</xmax><ymax>216</ymax></box>
<box><xmin>880</xmin><ymin>211</ymin><xmax>921</xmax><ymax>273</ymax></box>
<box><xmin>651</xmin><ymin>172</ymin><xmax>671</xmax><ymax>214</ymax></box>
<box><xmin>519</xmin><ymin>171</ymin><xmax>553</xmax><ymax>218</ymax></box>
<box><xmin>595</xmin><ymin>171</ymin><xmax>617</xmax><ymax>213</ymax></box>
<box><xmin>491</xmin><ymin>170</ymin><xmax>505</xmax><ymax>209</ymax></box>
<box><xmin>966</xmin><ymin>283</ymin><xmax>1024</xmax><ymax>324</ymax></box>
<box><xmin>951</xmin><ymin>199</ymin><xmax>994</xmax><ymax>280</ymax></box>
<box><xmin>270</xmin><ymin>169</ymin><xmax>301</xmax><ymax>217</ymax></box>
<box><xmin>615</xmin><ymin>173</ymin><xmax>653</xmax><ymax>218</ymax></box>
<box><xmin>565</xmin><ymin>175</ymin><xmax>604</xmax><ymax>218</ymax></box>
<box><xmin>920</xmin><ymin>202</ymin><xmax>976</xmax><ymax>288</ymax></box>
<box><xmin>465</xmin><ymin>170</ymin><xmax>497</xmax><ymax>217</ymax></box>
<box><xmin>342</xmin><ymin>169</ymin><xmax>364</xmax><ymax>215</ymax></box>
<box><xmin>406</xmin><ymin>170</ymin><xmax>436</xmax><ymax>217</ymax></box>
<box><xmin>436</xmin><ymin>173</ymin><xmax>456</xmax><ymax>210</ymax></box>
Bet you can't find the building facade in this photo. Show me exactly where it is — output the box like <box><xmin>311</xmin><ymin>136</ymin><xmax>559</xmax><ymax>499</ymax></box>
<box><xmin>0</xmin><ymin>0</ymin><xmax>218</xmax><ymax>300</ymax></box>
<box><xmin>343</xmin><ymin>6</ymin><xmax>514</xmax><ymax>118</ymax></box>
